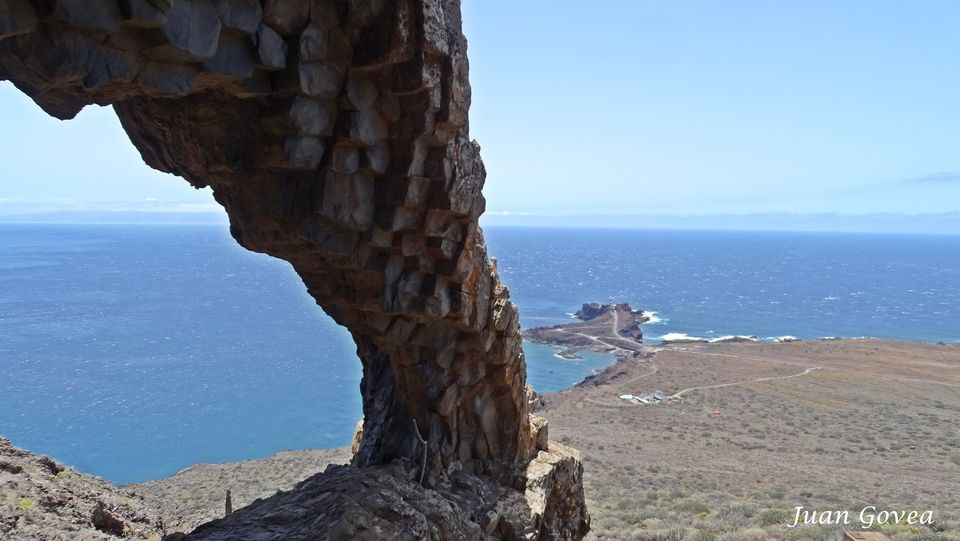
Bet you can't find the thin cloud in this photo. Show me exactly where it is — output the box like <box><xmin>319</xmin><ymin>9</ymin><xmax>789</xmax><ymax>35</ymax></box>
<box><xmin>901</xmin><ymin>171</ymin><xmax>960</xmax><ymax>184</ymax></box>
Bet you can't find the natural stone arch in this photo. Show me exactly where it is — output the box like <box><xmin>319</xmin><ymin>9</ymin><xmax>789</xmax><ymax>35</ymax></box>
<box><xmin>1</xmin><ymin>0</ymin><xmax>587</xmax><ymax>538</ymax></box>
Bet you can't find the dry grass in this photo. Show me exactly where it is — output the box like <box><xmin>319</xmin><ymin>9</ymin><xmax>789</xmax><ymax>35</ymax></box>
<box><xmin>541</xmin><ymin>340</ymin><xmax>960</xmax><ymax>540</ymax></box>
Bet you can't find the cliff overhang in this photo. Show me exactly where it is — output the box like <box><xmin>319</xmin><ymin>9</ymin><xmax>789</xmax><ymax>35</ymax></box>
<box><xmin>0</xmin><ymin>0</ymin><xmax>588</xmax><ymax>538</ymax></box>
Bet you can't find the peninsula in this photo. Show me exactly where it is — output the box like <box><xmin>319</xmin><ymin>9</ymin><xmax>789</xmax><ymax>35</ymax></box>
<box><xmin>525</xmin><ymin>302</ymin><xmax>650</xmax><ymax>360</ymax></box>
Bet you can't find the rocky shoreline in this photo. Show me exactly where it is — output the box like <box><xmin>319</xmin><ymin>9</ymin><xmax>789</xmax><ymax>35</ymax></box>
<box><xmin>525</xmin><ymin>302</ymin><xmax>650</xmax><ymax>361</ymax></box>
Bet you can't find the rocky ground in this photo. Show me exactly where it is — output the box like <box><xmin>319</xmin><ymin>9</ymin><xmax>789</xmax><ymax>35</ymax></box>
<box><xmin>544</xmin><ymin>339</ymin><xmax>960</xmax><ymax>541</ymax></box>
<box><xmin>0</xmin><ymin>437</ymin><xmax>162</xmax><ymax>540</ymax></box>
<box><xmin>3</xmin><ymin>339</ymin><xmax>959</xmax><ymax>540</ymax></box>
<box><xmin>130</xmin><ymin>448</ymin><xmax>351</xmax><ymax>534</ymax></box>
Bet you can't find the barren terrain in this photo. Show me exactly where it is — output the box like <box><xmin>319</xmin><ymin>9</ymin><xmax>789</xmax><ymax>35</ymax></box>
<box><xmin>5</xmin><ymin>340</ymin><xmax>959</xmax><ymax>540</ymax></box>
<box><xmin>543</xmin><ymin>339</ymin><xmax>960</xmax><ymax>540</ymax></box>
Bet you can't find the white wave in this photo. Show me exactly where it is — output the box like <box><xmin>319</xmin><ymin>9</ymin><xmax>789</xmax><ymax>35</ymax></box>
<box><xmin>823</xmin><ymin>296</ymin><xmax>840</xmax><ymax>301</ymax></box>
<box><xmin>708</xmin><ymin>335</ymin><xmax>760</xmax><ymax>343</ymax></box>
<box><xmin>643</xmin><ymin>311</ymin><xmax>665</xmax><ymax>324</ymax></box>
<box><xmin>659</xmin><ymin>333</ymin><xmax>708</xmax><ymax>343</ymax></box>
<box><xmin>774</xmin><ymin>336</ymin><xmax>800</xmax><ymax>342</ymax></box>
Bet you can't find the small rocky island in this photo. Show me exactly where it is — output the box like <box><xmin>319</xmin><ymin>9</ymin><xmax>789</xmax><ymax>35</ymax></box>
<box><xmin>526</xmin><ymin>303</ymin><xmax>650</xmax><ymax>360</ymax></box>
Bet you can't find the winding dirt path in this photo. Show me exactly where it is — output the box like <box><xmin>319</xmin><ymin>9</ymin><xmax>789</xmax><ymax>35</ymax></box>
<box><xmin>666</xmin><ymin>348</ymin><xmax>815</xmax><ymax>368</ymax></box>
<box><xmin>555</xmin><ymin>329</ymin><xmax>634</xmax><ymax>356</ymax></box>
<box><xmin>674</xmin><ymin>347</ymin><xmax>960</xmax><ymax>388</ymax></box>
<box><xmin>669</xmin><ymin>366</ymin><xmax>823</xmax><ymax>400</ymax></box>
<box><xmin>618</xmin><ymin>364</ymin><xmax>659</xmax><ymax>388</ymax></box>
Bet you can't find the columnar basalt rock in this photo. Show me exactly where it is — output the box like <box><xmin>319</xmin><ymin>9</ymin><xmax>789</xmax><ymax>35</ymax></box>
<box><xmin>0</xmin><ymin>0</ymin><xmax>588</xmax><ymax>538</ymax></box>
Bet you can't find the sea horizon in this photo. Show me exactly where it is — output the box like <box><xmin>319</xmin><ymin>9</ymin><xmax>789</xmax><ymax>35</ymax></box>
<box><xmin>2</xmin><ymin>223</ymin><xmax>958</xmax><ymax>483</ymax></box>
<box><xmin>2</xmin><ymin>209</ymin><xmax>960</xmax><ymax>236</ymax></box>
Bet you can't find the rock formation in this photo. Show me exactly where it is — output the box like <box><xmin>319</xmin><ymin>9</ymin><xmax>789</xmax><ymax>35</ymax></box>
<box><xmin>0</xmin><ymin>0</ymin><xmax>587</xmax><ymax>538</ymax></box>
<box><xmin>0</xmin><ymin>436</ymin><xmax>163</xmax><ymax>540</ymax></box>
<box><xmin>526</xmin><ymin>302</ymin><xmax>648</xmax><ymax>361</ymax></box>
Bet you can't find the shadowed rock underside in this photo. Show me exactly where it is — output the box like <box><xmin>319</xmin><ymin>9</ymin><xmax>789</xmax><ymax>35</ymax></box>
<box><xmin>0</xmin><ymin>0</ymin><xmax>588</xmax><ymax>538</ymax></box>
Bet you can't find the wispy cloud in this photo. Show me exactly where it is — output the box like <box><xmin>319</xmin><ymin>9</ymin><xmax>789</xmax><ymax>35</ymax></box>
<box><xmin>900</xmin><ymin>171</ymin><xmax>960</xmax><ymax>184</ymax></box>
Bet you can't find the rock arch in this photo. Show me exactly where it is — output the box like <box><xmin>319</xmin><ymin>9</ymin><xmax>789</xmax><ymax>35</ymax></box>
<box><xmin>0</xmin><ymin>0</ymin><xmax>587</xmax><ymax>538</ymax></box>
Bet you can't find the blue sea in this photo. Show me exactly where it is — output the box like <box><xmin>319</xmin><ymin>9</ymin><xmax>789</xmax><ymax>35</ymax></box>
<box><xmin>1</xmin><ymin>224</ymin><xmax>958</xmax><ymax>484</ymax></box>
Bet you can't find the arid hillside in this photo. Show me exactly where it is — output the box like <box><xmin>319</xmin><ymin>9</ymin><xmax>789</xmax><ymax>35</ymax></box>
<box><xmin>541</xmin><ymin>340</ymin><xmax>960</xmax><ymax>540</ymax></box>
<box><xmin>4</xmin><ymin>340</ymin><xmax>959</xmax><ymax>540</ymax></box>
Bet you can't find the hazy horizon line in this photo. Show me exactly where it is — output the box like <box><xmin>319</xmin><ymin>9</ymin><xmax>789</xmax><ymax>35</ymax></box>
<box><xmin>1</xmin><ymin>207</ymin><xmax>958</xmax><ymax>217</ymax></box>
<box><xmin>2</xmin><ymin>209</ymin><xmax>959</xmax><ymax>236</ymax></box>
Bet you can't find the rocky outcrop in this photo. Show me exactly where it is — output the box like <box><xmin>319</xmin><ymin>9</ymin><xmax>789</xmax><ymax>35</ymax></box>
<box><xmin>131</xmin><ymin>447</ymin><xmax>353</xmax><ymax>534</ymax></box>
<box><xmin>0</xmin><ymin>437</ymin><xmax>162</xmax><ymax>540</ymax></box>
<box><xmin>0</xmin><ymin>1</ymin><xmax>587</xmax><ymax>538</ymax></box>
<box><xmin>177</xmin><ymin>442</ymin><xmax>587</xmax><ymax>541</ymax></box>
<box><xmin>574</xmin><ymin>302</ymin><xmax>644</xmax><ymax>323</ymax></box>
<box><xmin>574</xmin><ymin>302</ymin><xmax>608</xmax><ymax>321</ymax></box>
<box><xmin>527</xmin><ymin>302</ymin><xmax>648</xmax><ymax>360</ymax></box>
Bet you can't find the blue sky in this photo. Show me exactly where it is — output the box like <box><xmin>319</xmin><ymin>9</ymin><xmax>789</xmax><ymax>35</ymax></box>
<box><xmin>2</xmin><ymin>0</ymin><xmax>959</xmax><ymax>225</ymax></box>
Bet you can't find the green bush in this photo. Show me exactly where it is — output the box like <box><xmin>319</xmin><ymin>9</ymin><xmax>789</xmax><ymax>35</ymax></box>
<box><xmin>759</xmin><ymin>508</ymin><xmax>791</xmax><ymax>526</ymax></box>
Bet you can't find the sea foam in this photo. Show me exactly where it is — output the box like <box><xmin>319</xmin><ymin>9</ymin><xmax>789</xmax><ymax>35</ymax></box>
<box><xmin>643</xmin><ymin>311</ymin><xmax>665</xmax><ymax>324</ymax></box>
<box><xmin>659</xmin><ymin>333</ymin><xmax>708</xmax><ymax>344</ymax></box>
<box><xmin>708</xmin><ymin>335</ymin><xmax>760</xmax><ymax>343</ymax></box>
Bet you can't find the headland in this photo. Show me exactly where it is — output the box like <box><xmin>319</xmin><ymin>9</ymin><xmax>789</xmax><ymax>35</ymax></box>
<box><xmin>525</xmin><ymin>302</ymin><xmax>650</xmax><ymax>360</ymax></box>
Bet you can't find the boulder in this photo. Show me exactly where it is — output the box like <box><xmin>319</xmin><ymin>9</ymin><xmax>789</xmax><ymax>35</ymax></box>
<box><xmin>254</xmin><ymin>22</ymin><xmax>286</xmax><ymax>70</ymax></box>
<box><xmin>202</xmin><ymin>33</ymin><xmax>253</xmax><ymax>78</ymax></box>
<box><xmin>283</xmin><ymin>136</ymin><xmax>324</xmax><ymax>170</ymax></box>
<box><xmin>262</xmin><ymin>0</ymin><xmax>310</xmax><ymax>37</ymax></box>
<box><xmin>120</xmin><ymin>0</ymin><xmax>169</xmax><ymax>29</ymax></box>
<box><xmin>289</xmin><ymin>96</ymin><xmax>333</xmax><ymax>136</ymax></box>
<box><xmin>299</xmin><ymin>60</ymin><xmax>340</xmax><ymax>98</ymax></box>
<box><xmin>48</xmin><ymin>0</ymin><xmax>123</xmax><ymax>32</ymax></box>
<box><xmin>215</xmin><ymin>0</ymin><xmax>261</xmax><ymax>35</ymax></box>
<box><xmin>151</xmin><ymin>0</ymin><xmax>222</xmax><ymax>61</ymax></box>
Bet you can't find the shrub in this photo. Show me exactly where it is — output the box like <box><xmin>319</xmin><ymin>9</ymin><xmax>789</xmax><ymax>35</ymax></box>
<box><xmin>759</xmin><ymin>508</ymin><xmax>791</xmax><ymax>526</ymax></box>
<box><xmin>692</xmin><ymin>528</ymin><xmax>720</xmax><ymax>541</ymax></box>
<box><xmin>675</xmin><ymin>499</ymin><xmax>710</xmax><ymax>515</ymax></box>
<box><xmin>728</xmin><ymin>527</ymin><xmax>771</xmax><ymax>541</ymax></box>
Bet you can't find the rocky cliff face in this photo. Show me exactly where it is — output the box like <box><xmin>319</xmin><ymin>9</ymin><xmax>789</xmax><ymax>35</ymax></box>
<box><xmin>0</xmin><ymin>0</ymin><xmax>587</xmax><ymax>537</ymax></box>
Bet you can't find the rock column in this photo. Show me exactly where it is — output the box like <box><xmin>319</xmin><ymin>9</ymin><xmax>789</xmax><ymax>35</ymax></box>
<box><xmin>0</xmin><ymin>1</ymin><xmax>587</xmax><ymax>537</ymax></box>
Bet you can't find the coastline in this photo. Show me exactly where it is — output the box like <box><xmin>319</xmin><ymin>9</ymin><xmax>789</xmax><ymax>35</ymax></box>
<box><xmin>145</xmin><ymin>338</ymin><xmax>960</xmax><ymax>537</ymax></box>
<box><xmin>540</xmin><ymin>337</ymin><xmax>960</xmax><ymax>539</ymax></box>
<box><xmin>4</xmin><ymin>338</ymin><xmax>959</xmax><ymax>539</ymax></box>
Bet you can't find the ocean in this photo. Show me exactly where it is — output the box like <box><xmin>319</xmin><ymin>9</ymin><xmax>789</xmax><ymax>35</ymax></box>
<box><xmin>1</xmin><ymin>224</ymin><xmax>958</xmax><ymax>484</ymax></box>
